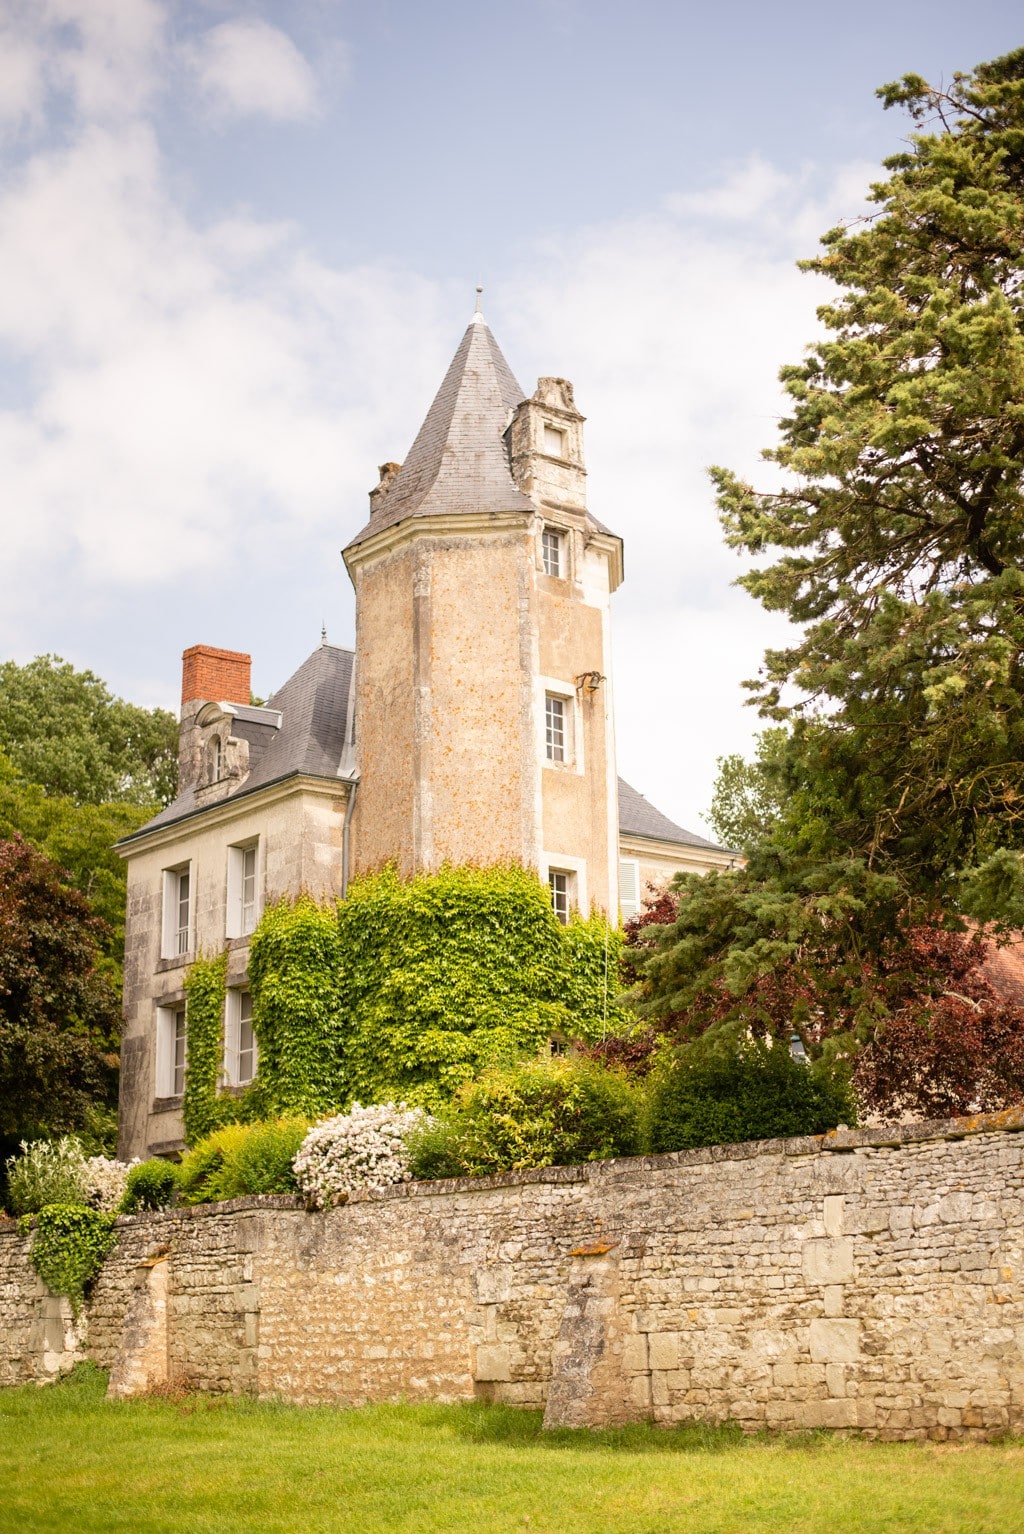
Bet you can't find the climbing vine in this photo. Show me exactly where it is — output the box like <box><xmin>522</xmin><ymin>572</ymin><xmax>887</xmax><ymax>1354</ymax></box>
<box><xmin>182</xmin><ymin>950</ymin><xmax>234</xmax><ymax>1144</ymax></box>
<box><xmin>247</xmin><ymin>896</ymin><xmax>347</xmax><ymax>1118</ymax></box>
<box><xmin>332</xmin><ymin>865</ymin><xmax>628</xmax><ymax>1111</ymax></box>
<box><xmin>20</xmin><ymin>1204</ymin><xmax>117</xmax><ymax>1317</ymax></box>
<box><xmin>181</xmin><ymin>865</ymin><xmax>631</xmax><ymax>1138</ymax></box>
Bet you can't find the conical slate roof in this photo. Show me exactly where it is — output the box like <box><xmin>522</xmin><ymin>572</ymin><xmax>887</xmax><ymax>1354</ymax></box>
<box><xmin>345</xmin><ymin>311</ymin><xmax>535</xmax><ymax>549</ymax></box>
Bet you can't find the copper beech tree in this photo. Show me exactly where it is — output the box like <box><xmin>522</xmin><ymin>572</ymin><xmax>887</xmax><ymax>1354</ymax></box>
<box><xmin>0</xmin><ymin>835</ymin><xmax>120</xmax><ymax>1148</ymax></box>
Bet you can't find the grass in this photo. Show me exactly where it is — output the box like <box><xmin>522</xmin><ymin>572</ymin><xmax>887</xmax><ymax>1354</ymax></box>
<box><xmin>2</xmin><ymin>1365</ymin><xmax>1024</xmax><ymax>1534</ymax></box>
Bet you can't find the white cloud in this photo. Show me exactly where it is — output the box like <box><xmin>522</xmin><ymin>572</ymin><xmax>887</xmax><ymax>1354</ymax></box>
<box><xmin>184</xmin><ymin>18</ymin><xmax>321</xmax><ymax>122</ymax></box>
<box><xmin>0</xmin><ymin>1</ymin><xmax>877</xmax><ymax>836</ymax></box>
<box><xmin>497</xmin><ymin>161</ymin><xmax>875</xmax><ymax>834</ymax></box>
<box><xmin>0</xmin><ymin>25</ymin><xmax>46</xmax><ymax>126</ymax></box>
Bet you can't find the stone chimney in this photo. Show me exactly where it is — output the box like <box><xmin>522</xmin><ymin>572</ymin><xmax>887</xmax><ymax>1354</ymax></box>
<box><xmin>181</xmin><ymin>645</ymin><xmax>251</xmax><ymax>709</ymax></box>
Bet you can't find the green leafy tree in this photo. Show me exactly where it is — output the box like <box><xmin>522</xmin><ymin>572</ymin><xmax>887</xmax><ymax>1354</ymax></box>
<box><xmin>707</xmin><ymin>728</ymin><xmax>788</xmax><ymax>852</ymax></box>
<box><xmin>0</xmin><ymin>835</ymin><xmax>120</xmax><ymax>1157</ymax></box>
<box><xmin>640</xmin><ymin>51</ymin><xmax>1024</xmax><ymax>1095</ymax></box>
<box><xmin>712</xmin><ymin>50</ymin><xmax>1024</xmax><ymax>898</ymax></box>
<box><xmin>0</xmin><ymin>655</ymin><xmax>177</xmax><ymax>808</ymax></box>
<box><xmin>0</xmin><ymin>751</ymin><xmax>149</xmax><ymax>972</ymax></box>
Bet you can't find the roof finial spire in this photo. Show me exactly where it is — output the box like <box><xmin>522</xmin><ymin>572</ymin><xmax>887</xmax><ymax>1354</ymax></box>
<box><xmin>472</xmin><ymin>284</ymin><xmax>484</xmax><ymax>323</ymax></box>
<box><xmin>321</xmin><ymin>620</ymin><xmax>328</xmax><ymax>646</ymax></box>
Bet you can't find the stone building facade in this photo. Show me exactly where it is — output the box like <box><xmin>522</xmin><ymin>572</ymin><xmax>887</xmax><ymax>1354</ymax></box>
<box><xmin>117</xmin><ymin>307</ymin><xmax>735</xmax><ymax>1160</ymax></box>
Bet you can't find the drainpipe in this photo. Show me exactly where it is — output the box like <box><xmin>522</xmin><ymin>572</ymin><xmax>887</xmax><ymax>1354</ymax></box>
<box><xmin>341</xmin><ymin>777</ymin><xmax>359</xmax><ymax>898</ymax></box>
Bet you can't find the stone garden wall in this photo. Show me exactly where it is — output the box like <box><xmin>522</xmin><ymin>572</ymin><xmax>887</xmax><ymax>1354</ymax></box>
<box><xmin>3</xmin><ymin>1112</ymin><xmax>1024</xmax><ymax>1440</ymax></box>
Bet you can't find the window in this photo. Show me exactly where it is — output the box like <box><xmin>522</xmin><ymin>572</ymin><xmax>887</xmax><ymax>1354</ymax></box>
<box><xmin>209</xmin><ymin>735</ymin><xmax>222</xmax><ymax>782</ymax></box>
<box><xmin>161</xmin><ymin>864</ymin><xmax>192</xmax><ymax>958</ymax></box>
<box><xmin>542</xmin><ymin>527</ymin><xmax>563</xmax><ymax>578</ymax></box>
<box><xmin>155</xmin><ymin>1004</ymin><xmax>187</xmax><ymax>1098</ymax></box>
<box><xmin>227</xmin><ymin>840</ymin><xmax>260</xmax><ymax>939</ymax></box>
<box><xmin>619</xmin><ymin>859</ymin><xmax>640</xmax><ymax>924</ymax></box>
<box><xmin>224</xmin><ymin>989</ymin><xmax>258</xmax><ymax>1086</ymax></box>
<box><xmin>545</xmin><ymin>694</ymin><xmax>566</xmax><ymax>762</ymax></box>
<box><xmin>549</xmin><ymin>869</ymin><xmax>570</xmax><ymax>924</ymax></box>
<box><xmin>238</xmin><ymin>992</ymin><xmax>256</xmax><ymax>1084</ymax></box>
<box><xmin>543</xmin><ymin>423</ymin><xmax>566</xmax><ymax>458</ymax></box>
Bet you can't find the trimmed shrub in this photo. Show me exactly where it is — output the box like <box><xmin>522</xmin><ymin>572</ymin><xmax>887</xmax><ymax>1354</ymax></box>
<box><xmin>177</xmin><ymin>1118</ymin><xmax>309</xmax><ymax>1205</ymax></box>
<box><xmin>645</xmin><ymin>1038</ymin><xmax>856</xmax><ymax>1154</ymax></box>
<box><xmin>120</xmin><ymin>1159</ymin><xmax>180</xmax><ymax>1214</ymax></box>
<box><xmin>5</xmin><ymin>1137</ymin><xmax>88</xmax><ymax>1215</ymax></box>
<box><xmin>406</xmin><ymin>1056</ymin><xmax>642</xmax><ymax>1179</ymax></box>
<box><xmin>293</xmin><ymin>1103</ymin><xmax>431</xmax><ymax>1209</ymax></box>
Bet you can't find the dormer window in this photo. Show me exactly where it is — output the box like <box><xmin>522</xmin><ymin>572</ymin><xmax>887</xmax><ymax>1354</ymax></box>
<box><xmin>543</xmin><ymin>423</ymin><xmax>566</xmax><ymax>458</ymax></box>
<box><xmin>209</xmin><ymin>735</ymin><xmax>222</xmax><ymax>782</ymax></box>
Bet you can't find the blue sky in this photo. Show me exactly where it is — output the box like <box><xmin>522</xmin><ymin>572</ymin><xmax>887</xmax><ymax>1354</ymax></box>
<box><xmin>0</xmin><ymin>0</ymin><xmax>1019</xmax><ymax>834</ymax></box>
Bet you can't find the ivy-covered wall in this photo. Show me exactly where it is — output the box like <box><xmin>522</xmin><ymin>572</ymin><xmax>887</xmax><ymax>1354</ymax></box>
<box><xmin>181</xmin><ymin>864</ymin><xmax>629</xmax><ymax>1139</ymax></box>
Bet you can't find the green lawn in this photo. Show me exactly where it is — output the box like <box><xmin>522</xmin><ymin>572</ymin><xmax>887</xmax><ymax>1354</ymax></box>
<box><xmin>2</xmin><ymin>1366</ymin><xmax>1023</xmax><ymax>1534</ymax></box>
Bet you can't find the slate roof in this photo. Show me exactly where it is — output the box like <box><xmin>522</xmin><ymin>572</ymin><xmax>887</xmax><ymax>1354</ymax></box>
<box><xmin>123</xmin><ymin>644</ymin><xmax>355</xmax><ymax>841</ymax></box>
<box><xmin>618</xmin><ymin>776</ymin><xmax>734</xmax><ymax>854</ymax></box>
<box><xmin>345</xmin><ymin>313</ymin><xmax>536</xmax><ymax>550</ymax></box>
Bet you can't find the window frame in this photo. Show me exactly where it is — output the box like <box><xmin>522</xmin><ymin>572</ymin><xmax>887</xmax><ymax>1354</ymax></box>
<box><xmin>224</xmin><ymin>987</ymin><xmax>258</xmax><ymax>1087</ymax></box>
<box><xmin>226</xmin><ymin>838</ymin><xmax>261</xmax><ymax>940</ymax></box>
<box><xmin>541</xmin><ymin>526</ymin><xmax>564</xmax><ymax>578</ymax></box>
<box><xmin>155</xmin><ymin>1003</ymin><xmax>187</xmax><ymax>1099</ymax></box>
<box><xmin>539</xmin><ymin>679</ymin><xmax>582</xmax><ymax>773</ymax></box>
<box><xmin>545</xmin><ymin>693</ymin><xmax>566</xmax><ymax>763</ymax></box>
<box><xmin>161</xmin><ymin>863</ymin><xmax>192</xmax><ymax>959</ymax></box>
<box><xmin>548</xmin><ymin>868</ymin><xmax>571</xmax><ymax>925</ymax></box>
<box><xmin>543</xmin><ymin>422</ymin><xmax>567</xmax><ymax>459</ymax></box>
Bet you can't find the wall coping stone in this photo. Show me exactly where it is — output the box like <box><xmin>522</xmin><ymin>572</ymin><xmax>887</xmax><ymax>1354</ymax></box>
<box><xmin>2</xmin><ymin>1105</ymin><xmax>1022</xmax><ymax>1238</ymax></box>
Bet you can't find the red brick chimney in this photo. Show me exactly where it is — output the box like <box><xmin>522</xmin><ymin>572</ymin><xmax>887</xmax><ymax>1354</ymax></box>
<box><xmin>181</xmin><ymin>645</ymin><xmax>251</xmax><ymax>709</ymax></box>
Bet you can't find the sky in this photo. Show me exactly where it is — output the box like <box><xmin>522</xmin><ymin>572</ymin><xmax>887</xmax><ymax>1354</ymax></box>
<box><xmin>0</xmin><ymin>0</ymin><xmax>1020</xmax><ymax>837</ymax></box>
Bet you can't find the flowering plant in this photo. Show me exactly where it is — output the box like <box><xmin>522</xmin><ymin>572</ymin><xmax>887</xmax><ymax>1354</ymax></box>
<box><xmin>292</xmin><ymin>1102</ymin><xmax>432</xmax><ymax>1209</ymax></box>
<box><xmin>82</xmin><ymin>1155</ymin><xmax>138</xmax><ymax>1213</ymax></box>
<box><xmin>4</xmin><ymin>1137</ymin><xmax>137</xmax><ymax>1216</ymax></box>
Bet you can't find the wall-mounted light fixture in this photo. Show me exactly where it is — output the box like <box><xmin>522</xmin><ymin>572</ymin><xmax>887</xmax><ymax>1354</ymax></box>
<box><xmin>574</xmin><ymin>671</ymin><xmax>605</xmax><ymax>694</ymax></box>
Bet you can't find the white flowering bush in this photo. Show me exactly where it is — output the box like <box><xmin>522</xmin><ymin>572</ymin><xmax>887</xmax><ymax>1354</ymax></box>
<box><xmin>4</xmin><ymin>1137</ymin><xmax>138</xmax><ymax>1217</ymax></box>
<box><xmin>292</xmin><ymin>1103</ymin><xmax>433</xmax><ymax>1209</ymax></box>
<box><xmin>82</xmin><ymin>1155</ymin><xmax>139</xmax><ymax>1213</ymax></box>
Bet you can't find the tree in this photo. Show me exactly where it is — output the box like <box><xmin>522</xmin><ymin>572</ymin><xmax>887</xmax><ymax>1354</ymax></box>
<box><xmin>638</xmin><ymin>51</ymin><xmax>1024</xmax><ymax>1107</ymax></box>
<box><xmin>0</xmin><ymin>655</ymin><xmax>177</xmax><ymax>807</ymax></box>
<box><xmin>707</xmin><ymin>728</ymin><xmax>789</xmax><ymax>851</ymax></box>
<box><xmin>0</xmin><ymin>835</ymin><xmax>120</xmax><ymax>1151</ymax></box>
<box><xmin>0</xmin><ymin>751</ymin><xmax>149</xmax><ymax>973</ymax></box>
<box><xmin>712</xmin><ymin>49</ymin><xmax>1024</xmax><ymax>900</ymax></box>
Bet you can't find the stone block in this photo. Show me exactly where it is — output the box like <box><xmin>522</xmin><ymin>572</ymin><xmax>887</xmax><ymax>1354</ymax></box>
<box><xmin>823</xmin><ymin>1285</ymin><xmax>845</xmax><ymax>1317</ymax></box>
<box><xmin>474</xmin><ymin>1345</ymin><xmax>511</xmax><ymax>1382</ymax></box>
<box><xmin>802</xmin><ymin>1238</ymin><xmax>855</xmax><ymax>1286</ymax></box>
<box><xmin>801</xmin><ymin>1397</ymin><xmax>859</xmax><ymax>1429</ymax></box>
<box><xmin>647</xmin><ymin>1332</ymin><xmax>679</xmax><ymax>1371</ymax></box>
<box><xmin>621</xmin><ymin>1334</ymin><xmax>648</xmax><ymax>1374</ymax></box>
<box><xmin>809</xmin><ymin>1319</ymin><xmax>861</xmax><ymax>1364</ymax></box>
<box><xmin>823</xmin><ymin>1196</ymin><xmax>845</xmax><ymax>1237</ymax></box>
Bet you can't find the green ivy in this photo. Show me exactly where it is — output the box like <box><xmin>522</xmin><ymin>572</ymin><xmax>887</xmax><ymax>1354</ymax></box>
<box><xmin>21</xmin><ymin>1204</ymin><xmax>117</xmax><ymax>1317</ymax></box>
<box><xmin>334</xmin><ymin>865</ymin><xmax>629</xmax><ymax>1111</ymax></box>
<box><xmin>247</xmin><ymin>897</ymin><xmax>347</xmax><ymax>1117</ymax></box>
<box><xmin>182</xmin><ymin>865</ymin><xmax>633</xmax><ymax>1133</ymax></box>
<box><xmin>182</xmin><ymin>950</ymin><xmax>237</xmax><ymax>1144</ymax></box>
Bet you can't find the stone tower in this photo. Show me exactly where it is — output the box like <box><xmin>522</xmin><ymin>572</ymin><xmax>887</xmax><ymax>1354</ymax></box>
<box><xmin>342</xmin><ymin>305</ymin><xmax>623</xmax><ymax>916</ymax></box>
